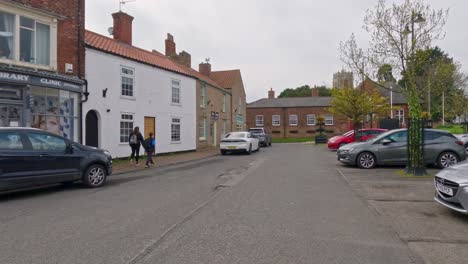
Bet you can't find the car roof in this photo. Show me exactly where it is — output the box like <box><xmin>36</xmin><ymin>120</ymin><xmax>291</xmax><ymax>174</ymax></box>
<box><xmin>0</xmin><ymin>127</ymin><xmax>43</xmax><ymax>131</ymax></box>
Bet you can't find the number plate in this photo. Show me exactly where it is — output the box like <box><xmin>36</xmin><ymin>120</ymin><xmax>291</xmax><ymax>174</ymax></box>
<box><xmin>228</xmin><ymin>146</ymin><xmax>237</xmax><ymax>150</ymax></box>
<box><xmin>436</xmin><ymin>182</ymin><xmax>454</xmax><ymax>196</ymax></box>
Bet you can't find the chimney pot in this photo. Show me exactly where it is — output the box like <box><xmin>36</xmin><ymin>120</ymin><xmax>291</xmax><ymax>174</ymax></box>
<box><xmin>112</xmin><ymin>12</ymin><xmax>134</xmax><ymax>45</ymax></box>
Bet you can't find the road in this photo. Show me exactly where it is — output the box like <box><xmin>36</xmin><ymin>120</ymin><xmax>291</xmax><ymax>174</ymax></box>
<box><xmin>0</xmin><ymin>144</ymin><xmax>420</xmax><ymax>264</ymax></box>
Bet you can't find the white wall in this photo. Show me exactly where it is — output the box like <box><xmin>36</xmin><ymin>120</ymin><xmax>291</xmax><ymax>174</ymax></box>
<box><xmin>83</xmin><ymin>49</ymin><xmax>196</xmax><ymax>158</ymax></box>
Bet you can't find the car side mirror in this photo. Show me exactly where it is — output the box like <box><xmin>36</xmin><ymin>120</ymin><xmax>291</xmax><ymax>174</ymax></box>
<box><xmin>66</xmin><ymin>143</ymin><xmax>74</xmax><ymax>154</ymax></box>
<box><xmin>381</xmin><ymin>139</ymin><xmax>392</xmax><ymax>145</ymax></box>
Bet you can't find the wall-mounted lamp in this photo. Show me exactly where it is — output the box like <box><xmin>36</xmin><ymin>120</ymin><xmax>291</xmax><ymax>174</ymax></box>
<box><xmin>102</xmin><ymin>88</ymin><xmax>108</xmax><ymax>98</ymax></box>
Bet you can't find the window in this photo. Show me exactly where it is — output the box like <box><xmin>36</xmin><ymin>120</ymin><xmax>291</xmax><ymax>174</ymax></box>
<box><xmin>27</xmin><ymin>133</ymin><xmax>66</xmax><ymax>152</ymax></box>
<box><xmin>396</xmin><ymin>109</ymin><xmax>405</xmax><ymax>124</ymax></box>
<box><xmin>222</xmin><ymin>94</ymin><xmax>227</xmax><ymax>112</ymax></box>
<box><xmin>200</xmin><ymin>84</ymin><xmax>206</xmax><ymax>107</ymax></box>
<box><xmin>289</xmin><ymin>115</ymin><xmax>298</xmax><ymax>126</ymax></box>
<box><xmin>256</xmin><ymin>115</ymin><xmax>264</xmax><ymax>127</ymax></box>
<box><xmin>171</xmin><ymin>79</ymin><xmax>181</xmax><ymax>104</ymax></box>
<box><xmin>222</xmin><ymin>119</ymin><xmax>227</xmax><ymax>136</ymax></box>
<box><xmin>307</xmin><ymin>114</ymin><xmax>316</xmax><ymax>126</ymax></box>
<box><xmin>325</xmin><ymin>114</ymin><xmax>334</xmax><ymax>126</ymax></box>
<box><xmin>0</xmin><ymin>133</ymin><xmax>23</xmax><ymax>150</ymax></box>
<box><xmin>121</xmin><ymin>67</ymin><xmax>134</xmax><ymax>97</ymax></box>
<box><xmin>171</xmin><ymin>118</ymin><xmax>181</xmax><ymax>142</ymax></box>
<box><xmin>199</xmin><ymin>118</ymin><xmax>206</xmax><ymax>140</ymax></box>
<box><xmin>0</xmin><ymin>10</ymin><xmax>55</xmax><ymax>67</ymax></box>
<box><xmin>386</xmin><ymin>131</ymin><xmax>407</xmax><ymax>143</ymax></box>
<box><xmin>120</xmin><ymin>114</ymin><xmax>134</xmax><ymax>143</ymax></box>
<box><xmin>272</xmin><ymin>115</ymin><xmax>280</xmax><ymax>126</ymax></box>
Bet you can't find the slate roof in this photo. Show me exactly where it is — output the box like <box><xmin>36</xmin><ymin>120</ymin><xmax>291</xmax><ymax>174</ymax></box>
<box><xmin>247</xmin><ymin>97</ymin><xmax>332</xmax><ymax>108</ymax></box>
<box><xmin>375</xmin><ymin>82</ymin><xmax>407</xmax><ymax>105</ymax></box>
<box><xmin>210</xmin><ymin>70</ymin><xmax>241</xmax><ymax>89</ymax></box>
<box><xmin>85</xmin><ymin>30</ymin><xmax>223</xmax><ymax>89</ymax></box>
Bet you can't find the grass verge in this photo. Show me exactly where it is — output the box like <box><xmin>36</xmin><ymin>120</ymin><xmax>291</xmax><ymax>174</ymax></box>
<box><xmin>272</xmin><ymin>137</ymin><xmax>314</xmax><ymax>143</ymax></box>
<box><xmin>436</xmin><ymin>124</ymin><xmax>465</xmax><ymax>134</ymax></box>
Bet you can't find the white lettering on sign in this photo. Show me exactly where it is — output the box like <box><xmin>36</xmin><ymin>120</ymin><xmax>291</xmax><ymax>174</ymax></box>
<box><xmin>0</xmin><ymin>72</ymin><xmax>30</xmax><ymax>82</ymax></box>
<box><xmin>40</xmin><ymin>78</ymin><xmax>62</xmax><ymax>87</ymax></box>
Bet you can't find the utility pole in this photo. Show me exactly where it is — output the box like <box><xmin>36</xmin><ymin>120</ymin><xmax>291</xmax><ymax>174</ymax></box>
<box><xmin>442</xmin><ymin>91</ymin><xmax>445</xmax><ymax>126</ymax></box>
<box><xmin>390</xmin><ymin>84</ymin><xmax>393</xmax><ymax>118</ymax></box>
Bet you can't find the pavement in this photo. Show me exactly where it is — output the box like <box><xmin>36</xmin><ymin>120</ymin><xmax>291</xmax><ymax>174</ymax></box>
<box><xmin>0</xmin><ymin>143</ymin><xmax>466</xmax><ymax>263</ymax></box>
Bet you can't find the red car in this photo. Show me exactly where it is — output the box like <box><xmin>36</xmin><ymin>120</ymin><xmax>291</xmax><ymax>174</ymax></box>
<box><xmin>327</xmin><ymin>128</ymin><xmax>388</xmax><ymax>150</ymax></box>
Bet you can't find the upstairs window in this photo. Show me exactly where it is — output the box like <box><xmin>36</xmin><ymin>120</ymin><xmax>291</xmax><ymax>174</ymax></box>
<box><xmin>200</xmin><ymin>84</ymin><xmax>206</xmax><ymax>107</ymax></box>
<box><xmin>121</xmin><ymin>67</ymin><xmax>134</xmax><ymax>97</ymax></box>
<box><xmin>222</xmin><ymin>94</ymin><xmax>227</xmax><ymax>112</ymax></box>
<box><xmin>171</xmin><ymin>79</ymin><xmax>181</xmax><ymax>104</ymax></box>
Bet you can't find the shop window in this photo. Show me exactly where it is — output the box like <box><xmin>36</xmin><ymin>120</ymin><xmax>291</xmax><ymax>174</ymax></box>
<box><xmin>0</xmin><ymin>9</ymin><xmax>55</xmax><ymax>67</ymax></box>
<box><xmin>272</xmin><ymin>115</ymin><xmax>280</xmax><ymax>126</ymax></box>
<box><xmin>171</xmin><ymin>118</ymin><xmax>181</xmax><ymax>142</ymax></box>
<box><xmin>307</xmin><ymin>114</ymin><xmax>316</xmax><ymax>126</ymax></box>
<box><xmin>121</xmin><ymin>67</ymin><xmax>134</xmax><ymax>97</ymax></box>
<box><xmin>199</xmin><ymin>118</ymin><xmax>206</xmax><ymax>140</ymax></box>
<box><xmin>325</xmin><ymin>114</ymin><xmax>334</xmax><ymax>126</ymax></box>
<box><xmin>171</xmin><ymin>79</ymin><xmax>180</xmax><ymax>104</ymax></box>
<box><xmin>120</xmin><ymin>114</ymin><xmax>134</xmax><ymax>143</ymax></box>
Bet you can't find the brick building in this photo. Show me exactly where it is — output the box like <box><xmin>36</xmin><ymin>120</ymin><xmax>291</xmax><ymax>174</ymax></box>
<box><xmin>0</xmin><ymin>0</ymin><xmax>86</xmax><ymax>141</ymax></box>
<box><xmin>247</xmin><ymin>88</ymin><xmax>350</xmax><ymax>139</ymax></box>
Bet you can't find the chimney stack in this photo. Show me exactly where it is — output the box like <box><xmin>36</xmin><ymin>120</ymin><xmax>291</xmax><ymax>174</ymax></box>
<box><xmin>165</xmin><ymin>33</ymin><xmax>176</xmax><ymax>57</ymax></box>
<box><xmin>268</xmin><ymin>88</ymin><xmax>275</xmax><ymax>99</ymax></box>
<box><xmin>199</xmin><ymin>62</ymin><xmax>211</xmax><ymax>77</ymax></box>
<box><xmin>311</xmin><ymin>86</ymin><xmax>319</xmax><ymax>97</ymax></box>
<box><xmin>112</xmin><ymin>12</ymin><xmax>134</xmax><ymax>45</ymax></box>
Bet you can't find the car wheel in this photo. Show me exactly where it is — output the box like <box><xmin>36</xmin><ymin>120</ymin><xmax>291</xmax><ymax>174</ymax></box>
<box><xmin>438</xmin><ymin>152</ymin><xmax>459</xmax><ymax>169</ymax></box>
<box><xmin>82</xmin><ymin>164</ymin><xmax>107</xmax><ymax>188</ymax></box>
<box><xmin>338</xmin><ymin>142</ymin><xmax>346</xmax><ymax>149</ymax></box>
<box><xmin>247</xmin><ymin>144</ymin><xmax>252</xmax><ymax>155</ymax></box>
<box><xmin>357</xmin><ymin>152</ymin><xmax>376</xmax><ymax>169</ymax></box>
<box><xmin>269</xmin><ymin>141</ymin><xmax>272</xmax><ymax>147</ymax></box>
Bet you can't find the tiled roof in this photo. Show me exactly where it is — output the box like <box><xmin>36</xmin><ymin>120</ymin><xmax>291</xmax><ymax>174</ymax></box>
<box><xmin>210</xmin><ymin>70</ymin><xmax>241</xmax><ymax>89</ymax></box>
<box><xmin>247</xmin><ymin>97</ymin><xmax>332</xmax><ymax>108</ymax></box>
<box><xmin>85</xmin><ymin>30</ymin><xmax>224</xmax><ymax>90</ymax></box>
<box><xmin>358</xmin><ymin>79</ymin><xmax>407</xmax><ymax>105</ymax></box>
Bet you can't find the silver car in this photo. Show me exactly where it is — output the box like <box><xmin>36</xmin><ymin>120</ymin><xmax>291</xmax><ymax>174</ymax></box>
<box><xmin>337</xmin><ymin>129</ymin><xmax>467</xmax><ymax>169</ymax></box>
<box><xmin>434</xmin><ymin>160</ymin><xmax>468</xmax><ymax>215</ymax></box>
<box><xmin>454</xmin><ymin>134</ymin><xmax>468</xmax><ymax>154</ymax></box>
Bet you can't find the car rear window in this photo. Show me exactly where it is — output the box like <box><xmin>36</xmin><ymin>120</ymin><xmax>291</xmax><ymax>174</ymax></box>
<box><xmin>0</xmin><ymin>133</ymin><xmax>23</xmax><ymax>150</ymax></box>
<box><xmin>225</xmin><ymin>133</ymin><xmax>246</xmax><ymax>139</ymax></box>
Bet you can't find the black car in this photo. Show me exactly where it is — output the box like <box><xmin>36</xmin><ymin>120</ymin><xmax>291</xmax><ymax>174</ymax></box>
<box><xmin>0</xmin><ymin>128</ymin><xmax>112</xmax><ymax>192</ymax></box>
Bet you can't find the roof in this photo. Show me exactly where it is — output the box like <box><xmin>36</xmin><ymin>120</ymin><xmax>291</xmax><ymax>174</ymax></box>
<box><xmin>359</xmin><ymin>79</ymin><xmax>407</xmax><ymax>105</ymax></box>
<box><xmin>85</xmin><ymin>30</ymin><xmax>224</xmax><ymax>90</ymax></box>
<box><xmin>247</xmin><ymin>97</ymin><xmax>332</xmax><ymax>108</ymax></box>
<box><xmin>210</xmin><ymin>70</ymin><xmax>241</xmax><ymax>89</ymax></box>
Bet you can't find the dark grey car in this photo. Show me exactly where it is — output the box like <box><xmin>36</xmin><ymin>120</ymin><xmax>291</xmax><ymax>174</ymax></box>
<box><xmin>249</xmin><ymin>128</ymin><xmax>272</xmax><ymax>147</ymax></box>
<box><xmin>337</xmin><ymin>129</ymin><xmax>467</xmax><ymax>169</ymax></box>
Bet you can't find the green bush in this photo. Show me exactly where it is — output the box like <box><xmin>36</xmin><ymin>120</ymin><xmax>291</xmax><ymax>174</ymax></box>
<box><xmin>436</xmin><ymin>125</ymin><xmax>464</xmax><ymax>134</ymax></box>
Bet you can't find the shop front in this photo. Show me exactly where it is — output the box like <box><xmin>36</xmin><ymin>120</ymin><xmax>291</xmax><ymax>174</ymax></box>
<box><xmin>0</xmin><ymin>68</ymin><xmax>84</xmax><ymax>142</ymax></box>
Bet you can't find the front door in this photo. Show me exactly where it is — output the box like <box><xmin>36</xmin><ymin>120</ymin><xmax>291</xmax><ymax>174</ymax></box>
<box><xmin>144</xmin><ymin>117</ymin><xmax>155</xmax><ymax>138</ymax></box>
<box><xmin>85</xmin><ymin>110</ymin><xmax>99</xmax><ymax>147</ymax></box>
<box><xmin>0</xmin><ymin>105</ymin><xmax>23</xmax><ymax>127</ymax></box>
<box><xmin>210</xmin><ymin>121</ymin><xmax>217</xmax><ymax>146</ymax></box>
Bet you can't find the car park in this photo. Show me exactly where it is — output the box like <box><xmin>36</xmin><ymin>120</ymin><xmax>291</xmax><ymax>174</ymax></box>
<box><xmin>248</xmin><ymin>128</ymin><xmax>272</xmax><ymax>147</ymax></box>
<box><xmin>434</xmin><ymin>159</ymin><xmax>468</xmax><ymax>215</ymax></box>
<box><xmin>0</xmin><ymin>128</ymin><xmax>112</xmax><ymax>192</ymax></box>
<box><xmin>220</xmin><ymin>131</ymin><xmax>260</xmax><ymax>155</ymax></box>
<box><xmin>327</xmin><ymin>128</ymin><xmax>387</xmax><ymax>150</ymax></box>
<box><xmin>337</xmin><ymin>129</ymin><xmax>467</xmax><ymax>169</ymax></box>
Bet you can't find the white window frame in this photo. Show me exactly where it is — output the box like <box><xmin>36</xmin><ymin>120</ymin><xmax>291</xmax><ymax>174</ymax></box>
<box><xmin>119</xmin><ymin>113</ymin><xmax>134</xmax><ymax>143</ymax></box>
<box><xmin>255</xmin><ymin>115</ymin><xmax>264</xmax><ymax>127</ymax></box>
<box><xmin>325</xmin><ymin>114</ymin><xmax>334</xmax><ymax>126</ymax></box>
<box><xmin>272</xmin><ymin>115</ymin><xmax>280</xmax><ymax>126</ymax></box>
<box><xmin>289</xmin><ymin>115</ymin><xmax>298</xmax><ymax>126</ymax></box>
<box><xmin>307</xmin><ymin>114</ymin><xmax>316</xmax><ymax>126</ymax></box>
<box><xmin>222</xmin><ymin>94</ymin><xmax>227</xmax><ymax>113</ymax></box>
<box><xmin>0</xmin><ymin>5</ymin><xmax>58</xmax><ymax>70</ymax></box>
<box><xmin>171</xmin><ymin>117</ymin><xmax>181</xmax><ymax>143</ymax></box>
<box><xmin>171</xmin><ymin>79</ymin><xmax>181</xmax><ymax>105</ymax></box>
<box><xmin>121</xmin><ymin>66</ymin><xmax>135</xmax><ymax>98</ymax></box>
<box><xmin>200</xmin><ymin>84</ymin><xmax>207</xmax><ymax>108</ymax></box>
<box><xmin>199</xmin><ymin>118</ymin><xmax>207</xmax><ymax>141</ymax></box>
<box><xmin>396</xmin><ymin>109</ymin><xmax>405</xmax><ymax>124</ymax></box>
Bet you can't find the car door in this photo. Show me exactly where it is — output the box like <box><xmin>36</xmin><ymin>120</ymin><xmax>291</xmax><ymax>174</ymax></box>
<box><xmin>0</xmin><ymin>131</ymin><xmax>34</xmax><ymax>191</ymax></box>
<box><xmin>377</xmin><ymin>131</ymin><xmax>408</xmax><ymax>165</ymax></box>
<box><xmin>25</xmin><ymin>132</ymin><xmax>81</xmax><ymax>184</ymax></box>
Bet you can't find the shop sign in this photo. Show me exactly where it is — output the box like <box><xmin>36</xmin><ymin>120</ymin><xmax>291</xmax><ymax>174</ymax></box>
<box><xmin>0</xmin><ymin>71</ymin><xmax>82</xmax><ymax>92</ymax></box>
<box><xmin>236</xmin><ymin>114</ymin><xmax>244</xmax><ymax>125</ymax></box>
<box><xmin>211</xmin><ymin>111</ymin><xmax>219</xmax><ymax>120</ymax></box>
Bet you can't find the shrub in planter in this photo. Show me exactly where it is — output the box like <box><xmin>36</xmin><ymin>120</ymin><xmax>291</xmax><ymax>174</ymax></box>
<box><xmin>315</xmin><ymin>134</ymin><xmax>328</xmax><ymax>144</ymax></box>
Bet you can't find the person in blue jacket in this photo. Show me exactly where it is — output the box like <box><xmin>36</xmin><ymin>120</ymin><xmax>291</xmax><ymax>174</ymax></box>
<box><xmin>143</xmin><ymin>132</ymin><xmax>156</xmax><ymax>168</ymax></box>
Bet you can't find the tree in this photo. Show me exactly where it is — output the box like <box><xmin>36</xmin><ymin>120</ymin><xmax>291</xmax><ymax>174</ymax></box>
<box><xmin>340</xmin><ymin>0</ymin><xmax>449</xmax><ymax>175</ymax></box>
<box><xmin>377</xmin><ymin>64</ymin><xmax>396</xmax><ymax>83</ymax></box>
<box><xmin>278</xmin><ymin>85</ymin><xmax>332</xmax><ymax>98</ymax></box>
<box><xmin>330</xmin><ymin>87</ymin><xmax>389</xmax><ymax>141</ymax></box>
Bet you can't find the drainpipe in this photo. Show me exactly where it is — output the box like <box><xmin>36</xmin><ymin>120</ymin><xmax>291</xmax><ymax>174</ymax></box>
<box><xmin>77</xmin><ymin>0</ymin><xmax>90</xmax><ymax>143</ymax></box>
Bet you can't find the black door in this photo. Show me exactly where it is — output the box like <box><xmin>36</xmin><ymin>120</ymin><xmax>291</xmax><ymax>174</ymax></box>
<box><xmin>86</xmin><ymin>110</ymin><xmax>99</xmax><ymax>147</ymax></box>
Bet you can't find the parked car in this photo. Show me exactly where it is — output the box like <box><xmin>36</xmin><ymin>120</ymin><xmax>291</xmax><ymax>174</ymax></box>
<box><xmin>220</xmin><ymin>131</ymin><xmax>260</xmax><ymax>155</ymax></box>
<box><xmin>434</xmin><ymin>159</ymin><xmax>468</xmax><ymax>215</ymax></box>
<box><xmin>337</xmin><ymin>129</ymin><xmax>467</xmax><ymax>169</ymax></box>
<box><xmin>328</xmin><ymin>128</ymin><xmax>388</xmax><ymax>150</ymax></box>
<box><xmin>248</xmin><ymin>128</ymin><xmax>272</xmax><ymax>147</ymax></box>
<box><xmin>0</xmin><ymin>128</ymin><xmax>112</xmax><ymax>192</ymax></box>
<box><xmin>454</xmin><ymin>134</ymin><xmax>468</xmax><ymax>154</ymax></box>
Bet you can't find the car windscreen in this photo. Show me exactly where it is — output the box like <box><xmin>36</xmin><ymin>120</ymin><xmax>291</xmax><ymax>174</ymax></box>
<box><xmin>343</xmin><ymin>130</ymin><xmax>354</xmax><ymax>137</ymax></box>
<box><xmin>225</xmin><ymin>133</ymin><xmax>246</xmax><ymax>139</ymax></box>
<box><xmin>249</xmin><ymin>129</ymin><xmax>263</xmax><ymax>134</ymax></box>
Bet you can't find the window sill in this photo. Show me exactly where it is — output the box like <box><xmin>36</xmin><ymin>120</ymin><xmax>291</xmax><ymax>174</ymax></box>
<box><xmin>325</xmin><ymin>124</ymin><xmax>334</xmax><ymax>126</ymax></box>
<box><xmin>121</xmin><ymin>96</ymin><xmax>136</xmax><ymax>101</ymax></box>
<box><xmin>171</xmin><ymin>141</ymin><xmax>182</xmax><ymax>144</ymax></box>
<box><xmin>307</xmin><ymin>124</ymin><xmax>316</xmax><ymax>126</ymax></box>
<box><xmin>0</xmin><ymin>58</ymin><xmax>56</xmax><ymax>71</ymax></box>
<box><xmin>172</xmin><ymin>103</ymin><xmax>182</xmax><ymax>106</ymax></box>
<box><xmin>199</xmin><ymin>138</ymin><xmax>207</xmax><ymax>141</ymax></box>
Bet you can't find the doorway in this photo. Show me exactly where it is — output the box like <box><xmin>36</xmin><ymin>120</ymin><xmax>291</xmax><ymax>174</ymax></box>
<box><xmin>0</xmin><ymin>105</ymin><xmax>23</xmax><ymax>127</ymax></box>
<box><xmin>144</xmin><ymin>116</ymin><xmax>155</xmax><ymax>138</ymax></box>
<box><xmin>85</xmin><ymin>110</ymin><xmax>99</xmax><ymax>147</ymax></box>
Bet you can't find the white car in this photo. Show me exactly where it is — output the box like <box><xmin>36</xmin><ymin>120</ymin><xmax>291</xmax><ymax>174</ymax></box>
<box><xmin>454</xmin><ymin>134</ymin><xmax>468</xmax><ymax>153</ymax></box>
<box><xmin>220</xmin><ymin>132</ymin><xmax>260</xmax><ymax>155</ymax></box>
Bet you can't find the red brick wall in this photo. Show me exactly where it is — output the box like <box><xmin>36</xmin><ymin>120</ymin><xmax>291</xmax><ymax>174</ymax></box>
<box><xmin>247</xmin><ymin>107</ymin><xmax>350</xmax><ymax>138</ymax></box>
<box><xmin>11</xmin><ymin>0</ymin><xmax>85</xmax><ymax>78</ymax></box>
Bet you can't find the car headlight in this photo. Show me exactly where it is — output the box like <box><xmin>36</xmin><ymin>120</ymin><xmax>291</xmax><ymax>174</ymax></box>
<box><xmin>329</xmin><ymin>139</ymin><xmax>336</xmax><ymax>143</ymax></box>
<box><xmin>341</xmin><ymin>148</ymin><xmax>354</xmax><ymax>153</ymax></box>
<box><xmin>103</xmin><ymin>150</ymin><xmax>111</xmax><ymax>157</ymax></box>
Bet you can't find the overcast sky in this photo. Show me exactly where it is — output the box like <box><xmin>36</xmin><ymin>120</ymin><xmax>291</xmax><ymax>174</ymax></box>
<box><xmin>86</xmin><ymin>0</ymin><xmax>468</xmax><ymax>102</ymax></box>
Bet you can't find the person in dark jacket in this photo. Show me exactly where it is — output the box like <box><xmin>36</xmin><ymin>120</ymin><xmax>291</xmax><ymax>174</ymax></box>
<box><xmin>128</xmin><ymin>126</ymin><xmax>144</xmax><ymax>165</ymax></box>
<box><xmin>143</xmin><ymin>132</ymin><xmax>156</xmax><ymax>168</ymax></box>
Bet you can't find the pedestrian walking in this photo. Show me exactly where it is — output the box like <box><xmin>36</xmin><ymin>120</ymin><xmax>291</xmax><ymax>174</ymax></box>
<box><xmin>128</xmin><ymin>126</ymin><xmax>144</xmax><ymax>165</ymax></box>
<box><xmin>143</xmin><ymin>132</ymin><xmax>156</xmax><ymax>168</ymax></box>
